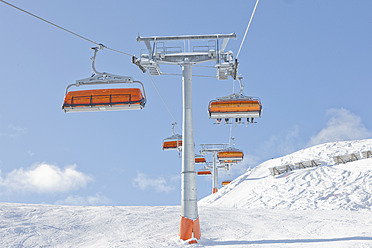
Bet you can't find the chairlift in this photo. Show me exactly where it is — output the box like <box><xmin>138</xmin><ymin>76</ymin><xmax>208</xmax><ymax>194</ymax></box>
<box><xmin>197</xmin><ymin>170</ymin><xmax>212</xmax><ymax>176</ymax></box>
<box><xmin>217</xmin><ymin>138</ymin><xmax>244</xmax><ymax>165</ymax></box>
<box><xmin>195</xmin><ymin>154</ymin><xmax>206</xmax><ymax>164</ymax></box>
<box><xmin>208</xmin><ymin>77</ymin><xmax>261</xmax><ymax>124</ymax></box>
<box><xmin>62</xmin><ymin>47</ymin><xmax>146</xmax><ymax>113</ymax></box>
<box><xmin>221</xmin><ymin>180</ymin><xmax>231</xmax><ymax>186</ymax></box>
<box><xmin>217</xmin><ymin>149</ymin><xmax>244</xmax><ymax>164</ymax></box>
<box><xmin>162</xmin><ymin>123</ymin><xmax>182</xmax><ymax>151</ymax></box>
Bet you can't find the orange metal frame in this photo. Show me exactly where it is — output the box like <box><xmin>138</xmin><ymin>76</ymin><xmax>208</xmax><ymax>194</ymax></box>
<box><xmin>197</xmin><ymin>171</ymin><xmax>211</xmax><ymax>175</ymax></box>
<box><xmin>195</xmin><ymin>157</ymin><xmax>206</xmax><ymax>163</ymax></box>
<box><xmin>63</xmin><ymin>88</ymin><xmax>144</xmax><ymax>109</ymax></box>
<box><xmin>217</xmin><ymin>151</ymin><xmax>244</xmax><ymax>158</ymax></box>
<box><xmin>209</xmin><ymin>100</ymin><xmax>261</xmax><ymax>113</ymax></box>
<box><xmin>162</xmin><ymin>140</ymin><xmax>182</xmax><ymax>149</ymax></box>
<box><xmin>221</xmin><ymin>181</ymin><xmax>231</xmax><ymax>186</ymax></box>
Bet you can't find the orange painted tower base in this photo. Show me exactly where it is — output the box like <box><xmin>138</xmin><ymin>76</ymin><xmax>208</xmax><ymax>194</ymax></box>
<box><xmin>179</xmin><ymin>216</ymin><xmax>201</xmax><ymax>241</ymax></box>
<box><xmin>213</xmin><ymin>188</ymin><xmax>218</xmax><ymax>194</ymax></box>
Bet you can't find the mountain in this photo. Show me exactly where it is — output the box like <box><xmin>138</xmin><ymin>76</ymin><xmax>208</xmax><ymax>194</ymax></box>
<box><xmin>199</xmin><ymin>139</ymin><xmax>372</xmax><ymax>211</ymax></box>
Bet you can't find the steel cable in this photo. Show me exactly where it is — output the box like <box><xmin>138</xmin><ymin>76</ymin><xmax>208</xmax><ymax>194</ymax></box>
<box><xmin>0</xmin><ymin>0</ymin><xmax>182</xmax><ymax>131</ymax></box>
<box><xmin>236</xmin><ymin>0</ymin><xmax>260</xmax><ymax>59</ymax></box>
<box><xmin>147</xmin><ymin>72</ymin><xmax>181</xmax><ymax>132</ymax></box>
<box><xmin>0</xmin><ymin>0</ymin><xmax>133</xmax><ymax>57</ymax></box>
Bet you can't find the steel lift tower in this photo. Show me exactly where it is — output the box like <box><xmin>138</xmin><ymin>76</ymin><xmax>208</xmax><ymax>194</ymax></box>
<box><xmin>200</xmin><ymin>144</ymin><xmax>228</xmax><ymax>194</ymax></box>
<box><xmin>135</xmin><ymin>33</ymin><xmax>237</xmax><ymax>242</ymax></box>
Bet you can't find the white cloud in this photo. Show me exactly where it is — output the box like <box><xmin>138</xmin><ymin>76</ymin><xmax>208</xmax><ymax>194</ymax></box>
<box><xmin>0</xmin><ymin>163</ymin><xmax>92</xmax><ymax>193</ymax></box>
<box><xmin>54</xmin><ymin>194</ymin><xmax>112</xmax><ymax>206</ymax></box>
<box><xmin>238</xmin><ymin>108</ymin><xmax>370</xmax><ymax>170</ymax></box>
<box><xmin>258</xmin><ymin>125</ymin><xmax>302</xmax><ymax>158</ymax></box>
<box><xmin>0</xmin><ymin>125</ymin><xmax>27</xmax><ymax>137</ymax></box>
<box><xmin>308</xmin><ymin>108</ymin><xmax>371</xmax><ymax>146</ymax></box>
<box><xmin>27</xmin><ymin>150</ymin><xmax>35</xmax><ymax>157</ymax></box>
<box><xmin>132</xmin><ymin>172</ymin><xmax>175</xmax><ymax>193</ymax></box>
<box><xmin>232</xmin><ymin>153</ymin><xmax>261</xmax><ymax>175</ymax></box>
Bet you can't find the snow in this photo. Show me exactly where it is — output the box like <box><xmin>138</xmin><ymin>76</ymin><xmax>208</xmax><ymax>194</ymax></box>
<box><xmin>1</xmin><ymin>203</ymin><xmax>372</xmax><ymax>247</ymax></box>
<box><xmin>199</xmin><ymin>139</ymin><xmax>372</xmax><ymax>210</ymax></box>
<box><xmin>1</xmin><ymin>139</ymin><xmax>372</xmax><ymax>247</ymax></box>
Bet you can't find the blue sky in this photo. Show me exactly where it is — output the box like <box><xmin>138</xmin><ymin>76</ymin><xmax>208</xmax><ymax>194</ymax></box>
<box><xmin>0</xmin><ymin>0</ymin><xmax>371</xmax><ymax>206</ymax></box>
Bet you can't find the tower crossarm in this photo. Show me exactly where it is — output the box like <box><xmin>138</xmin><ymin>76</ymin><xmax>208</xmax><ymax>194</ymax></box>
<box><xmin>135</xmin><ymin>33</ymin><xmax>237</xmax><ymax>79</ymax></box>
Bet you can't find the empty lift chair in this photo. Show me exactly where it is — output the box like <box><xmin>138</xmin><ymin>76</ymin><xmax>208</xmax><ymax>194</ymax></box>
<box><xmin>197</xmin><ymin>170</ymin><xmax>212</xmax><ymax>176</ymax></box>
<box><xmin>62</xmin><ymin>47</ymin><xmax>146</xmax><ymax>113</ymax></box>
<box><xmin>195</xmin><ymin>154</ymin><xmax>207</xmax><ymax>164</ymax></box>
<box><xmin>196</xmin><ymin>155</ymin><xmax>210</xmax><ymax>175</ymax></box>
<box><xmin>221</xmin><ymin>180</ymin><xmax>231</xmax><ymax>186</ymax></box>
<box><xmin>162</xmin><ymin>123</ymin><xmax>182</xmax><ymax>151</ymax></box>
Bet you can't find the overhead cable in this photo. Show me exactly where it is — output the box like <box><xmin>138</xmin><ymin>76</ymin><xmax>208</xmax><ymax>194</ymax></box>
<box><xmin>0</xmin><ymin>0</ymin><xmax>133</xmax><ymax>57</ymax></box>
<box><xmin>236</xmin><ymin>0</ymin><xmax>260</xmax><ymax>59</ymax></box>
<box><xmin>147</xmin><ymin>72</ymin><xmax>181</xmax><ymax>131</ymax></box>
<box><xmin>0</xmin><ymin>0</ymin><xmax>181</xmax><ymax>129</ymax></box>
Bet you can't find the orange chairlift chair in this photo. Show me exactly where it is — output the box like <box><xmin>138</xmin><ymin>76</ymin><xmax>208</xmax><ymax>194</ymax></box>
<box><xmin>217</xmin><ymin>138</ymin><xmax>244</xmax><ymax>165</ymax></box>
<box><xmin>217</xmin><ymin>150</ymin><xmax>244</xmax><ymax>164</ymax></box>
<box><xmin>221</xmin><ymin>180</ymin><xmax>231</xmax><ymax>186</ymax></box>
<box><xmin>196</xmin><ymin>155</ymin><xmax>210</xmax><ymax>175</ymax></box>
<box><xmin>208</xmin><ymin>77</ymin><xmax>261</xmax><ymax>125</ymax></box>
<box><xmin>197</xmin><ymin>170</ymin><xmax>212</xmax><ymax>176</ymax></box>
<box><xmin>62</xmin><ymin>47</ymin><xmax>146</xmax><ymax>113</ymax></box>
<box><xmin>195</xmin><ymin>154</ymin><xmax>207</xmax><ymax>164</ymax></box>
<box><xmin>162</xmin><ymin>123</ymin><xmax>182</xmax><ymax>151</ymax></box>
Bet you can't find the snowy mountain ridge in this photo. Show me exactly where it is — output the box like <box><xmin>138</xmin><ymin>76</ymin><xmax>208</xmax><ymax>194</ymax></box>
<box><xmin>199</xmin><ymin>139</ymin><xmax>372</xmax><ymax>211</ymax></box>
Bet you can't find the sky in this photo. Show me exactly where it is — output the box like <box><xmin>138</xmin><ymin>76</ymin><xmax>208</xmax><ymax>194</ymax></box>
<box><xmin>0</xmin><ymin>0</ymin><xmax>371</xmax><ymax>206</ymax></box>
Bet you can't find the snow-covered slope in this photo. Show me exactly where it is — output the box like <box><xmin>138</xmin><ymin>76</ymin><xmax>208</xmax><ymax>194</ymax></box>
<box><xmin>199</xmin><ymin>139</ymin><xmax>372</xmax><ymax>210</ymax></box>
<box><xmin>1</xmin><ymin>139</ymin><xmax>372</xmax><ymax>247</ymax></box>
<box><xmin>1</xmin><ymin>203</ymin><xmax>372</xmax><ymax>248</ymax></box>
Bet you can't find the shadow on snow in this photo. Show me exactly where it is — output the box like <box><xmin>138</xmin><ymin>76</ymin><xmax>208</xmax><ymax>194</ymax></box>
<box><xmin>202</xmin><ymin>236</ymin><xmax>372</xmax><ymax>246</ymax></box>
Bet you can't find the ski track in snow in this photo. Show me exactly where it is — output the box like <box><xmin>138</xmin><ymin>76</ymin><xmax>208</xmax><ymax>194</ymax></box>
<box><xmin>1</xmin><ymin>139</ymin><xmax>372</xmax><ymax>247</ymax></box>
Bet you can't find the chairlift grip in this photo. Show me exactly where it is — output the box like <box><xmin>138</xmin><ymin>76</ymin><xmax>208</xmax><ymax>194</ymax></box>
<box><xmin>237</xmin><ymin>76</ymin><xmax>244</xmax><ymax>95</ymax></box>
<box><xmin>132</xmin><ymin>56</ymin><xmax>147</xmax><ymax>73</ymax></box>
<box><xmin>91</xmin><ymin>47</ymin><xmax>102</xmax><ymax>75</ymax></box>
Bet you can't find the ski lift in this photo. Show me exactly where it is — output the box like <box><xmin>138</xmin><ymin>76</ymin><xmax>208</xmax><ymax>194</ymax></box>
<box><xmin>217</xmin><ymin>150</ymin><xmax>244</xmax><ymax>164</ymax></box>
<box><xmin>62</xmin><ymin>46</ymin><xmax>146</xmax><ymax>113</ymax></box>
<box><xmin>195</xmin><ymin>155</ymin><xmax>206</xmax><ymax>164</ymax></box>
<box><xmin>162</xmin><ymin>123</ymin><xmax>182</xmax><ymax>151</ymax></box>
<box><xmin>197</xmin><ymin>170</ymin><xmax>212</xmax><ymax>176</ymax></box>
<box><xmin>217</xmin><ymin>138</ymin><xmax>244</xmax><ymax>165</ymax></box>
<box><xmin>208</xmin><ymin>77</ymin><xmax>261</xmax><ymax>124</ymax></box>
<box><xmin>221</xmin><ymin>180</ymin><xmax>231</xmax><ymax>186</ymax></box>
